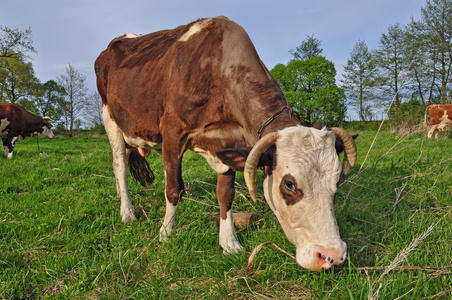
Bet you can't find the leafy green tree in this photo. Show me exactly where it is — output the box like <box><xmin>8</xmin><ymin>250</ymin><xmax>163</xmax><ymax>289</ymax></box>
<box><xmin>289</xmin><ymin>34</ymin><xmax>323</xmax><ymax>61</ymax></box>
<box><xmin>271</xmin><ymin>56</ymin><xmax>346</xmax><ymax>126</ymax></box>
<box><xmin>341</xmin><ymin>40</ymin><xmax>378</xmax><ymax>121</ymax></box>
<box><xmin>0</xmin><ymin>26</ymin><xmax>36</xmax><ymax>59</ymax></box>
<box><xmin>0</xmin><ymin>25</ymin><xmax>38</xmax><ymax>106</ymax></box>
<box><xmin>34</xmin><ymin>80</ymin><xmax>65</xmax><ymax>119</ymax></box>
<box><xmin>0</xmin><ymin>55</ymin><xmax>40</xmax><ymax>105</ymax></box>
<box><xmin>388</xmin><ymin>97</ymin><xmax>425</xmax><ymax>125</ymax></box>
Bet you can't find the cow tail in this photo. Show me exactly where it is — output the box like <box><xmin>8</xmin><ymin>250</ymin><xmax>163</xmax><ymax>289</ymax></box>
<box><xmin>128</xmin><ymin>149</ymin><xmax>155</xmax><ymax>187</ymax></box>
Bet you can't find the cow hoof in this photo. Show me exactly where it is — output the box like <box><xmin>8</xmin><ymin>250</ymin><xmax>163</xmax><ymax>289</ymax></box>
<box><xmin>159</xmin><ymin>233</ymin><xmax>169</xmax><ymax>243</ymax></box>
<box><xmin>222</xmin><ymin>241</ymin><xmax>244</xmax><ymax>254</ymax></box>
<box><xmin>159</xmin><ymin>225</ymin><xmax>174</xmax><ymax>242</ymax></box>
<box><xmin>121</xmin><ymin>212</ymin><xmax>136</xmax><ymax>223</ymax></box>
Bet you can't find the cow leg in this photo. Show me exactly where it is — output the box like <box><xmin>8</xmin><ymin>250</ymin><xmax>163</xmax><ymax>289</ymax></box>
<box><xmin>217</xmin><ymin>170</ymin><xmax>243</xmax><ymax>253</ymax></box>
<box><xmin>3</xmin><ymin>139</ymin><xmax>8</xmax><ymax>157</ymax></box>
<box><xmin>3</xmin><ymin>137</ymin><xmax>14</xmax><ymax>159</ymax></box>
<box><xmin>102</xmin><ymin>105</ymin><xmax>136</xmax><ymax>222</ymax></box>
<box><xmin>3</xmin><ymin>145</ymin><xmax>9</xmax><ymax>158</ymax></box>
<box><xmin>427</xmin><ymin>125</ymin><xmax>438</xmax><ymax>138</ymax></box>
<box><xmin>159</xmin><ymin>148</ymin><xmax>185</xmax><ymax>242</ymax></box>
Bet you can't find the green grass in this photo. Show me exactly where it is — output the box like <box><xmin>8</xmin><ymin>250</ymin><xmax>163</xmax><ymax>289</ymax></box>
<box><xmin>0</xmin><ymin>128</ymin><xmax>451</xmax><ymax>299</ymax></box>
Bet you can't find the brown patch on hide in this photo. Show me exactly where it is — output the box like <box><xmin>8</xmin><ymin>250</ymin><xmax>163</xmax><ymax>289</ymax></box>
<box><xmin>279</xmin><ymin>174</ymin><xmax>303</xmax><ymax>206</ymax></box>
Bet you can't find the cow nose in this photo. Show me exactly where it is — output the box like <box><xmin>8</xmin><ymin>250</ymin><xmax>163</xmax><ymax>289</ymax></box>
<box><xmin>296</xmin><ymin>243</ymin><xmax>347</xmax><ymax>271</ymax></box>
<box><xmin>314</xmin><ymin>246</ymin><xmax>347</xmax><ymax>270</ymax></box>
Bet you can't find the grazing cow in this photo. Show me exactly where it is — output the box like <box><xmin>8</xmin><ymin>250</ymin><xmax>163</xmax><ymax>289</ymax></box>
<box><xmin>424</xmin><ymin>104</ymin><xmax>452</xmax><ymax>138</ymax></box>
<box><xmin>0</xmin><ymin>103</ymin><xmax>54</xmax><ymax>158</ymax></box>
<box><xmin>95</xmin><ymin>16</ymin><xmax>357</xmax><ymax>271</ymax></box>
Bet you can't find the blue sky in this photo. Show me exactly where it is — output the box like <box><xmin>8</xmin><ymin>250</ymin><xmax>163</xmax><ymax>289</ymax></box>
<box><xmin>1</xmin><ymin>0</ymin><xmax>425</xmax><ymax>118</ymax></box>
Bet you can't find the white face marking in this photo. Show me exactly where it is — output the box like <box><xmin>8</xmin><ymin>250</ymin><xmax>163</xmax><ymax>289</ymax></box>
<box><xmin>263</xmin><ymin>126</ymin><xmax>346</xmax><ymax>270</ymax></box>
<box><xmin>38</xmin><ymin>126</ymin><xmax>55</xmax><ymax>139</ymax></box>
<box><xmin>178</xmin><ymin>18</ymin><xmax>212</xmax><ymax>42</ymax></box>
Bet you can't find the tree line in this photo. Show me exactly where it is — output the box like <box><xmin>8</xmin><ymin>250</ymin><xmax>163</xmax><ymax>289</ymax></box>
<box><xmin>271</xmin><ymin>0</ymin><xmax>452</xmax><ymax>124</ymax></box>
<box><xmin>0</xmin><ymin>26</ymin><xmax>102</xmax><ymax>136</ymax></box>
<box><xmin>341</xmin><ymin>0</ymin><xmax>452</xmax><ymax>122</ymax></box>
<box><xmin>1</xmin><ymin>0</ymin><xmax>450</xmax><ymax>130</ymax></box>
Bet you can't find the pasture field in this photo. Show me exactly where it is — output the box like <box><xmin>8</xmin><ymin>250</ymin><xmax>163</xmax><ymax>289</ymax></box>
<box><xmin>0</xmin><ymin>127</ymin><xmax>451</xmax><ymax>299</ymax></box>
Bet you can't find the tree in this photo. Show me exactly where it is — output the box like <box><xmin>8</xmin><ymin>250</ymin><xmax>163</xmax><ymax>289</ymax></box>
<box><xmin>404</xmin><ymin>22</ymin><xmax>434</xmax><ymax>106</ymax></box>
<box><xmin>341</xmin><ymin>40</ymin><xmax>378</xmax><ymax>121</ymax></box>
<box><xmin>271</xmin><ymin>56</ymin><xmax>346</xmax><ymax>126</ymax></box>
<box><xmin>374</xmin><ymin>23</ymin><xmax>410</xmax><ymax>107</ymax></box>
<box><xmin>57</xmin><ymin>64</ymin><xmax>88</xmax><ymax>136</ymax></box>
<box><xmin>0</xmin><ymin>25</ymin><xmax>38</xmax><ymax>106</ymax></box>
<box><xmin>409</xmin><ymin>0</ymin><xmax>452</xmax><ymax>104</ymax></box>
<box><xmin>35</xmin><ymin>80</ymin><xmax>65</xmax><ymax>118</ymax></box>
<box><xmin>289</xmin><ymin>34</ymin><xmax>323</xmax><ymax>61</ymax></box>
<box><xmin>0</xmin><ymin>55</ymin><xmax>40</xmax><ymax>106</ymax></box>
<box><xmin>0</xmin><ymin>26</ymin><xmax>36</xmax><ymax>59</ymax></box>
<box><xmin>84</xmin><ymin>91</ymin><xmax>103</xmax><ymax>128</ymax></box>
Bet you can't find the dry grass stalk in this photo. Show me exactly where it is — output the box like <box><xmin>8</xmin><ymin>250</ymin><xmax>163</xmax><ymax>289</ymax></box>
<box><xmin>393</xmin><ymin>160</ymin><xmax>442</xmax><ymax>209</ymax></box>
<box><xmin>183</xmin><ymin>196</ymin><xmax>220</xmax><ymax>209</ymax></box>
<box><xmin>139</xmin><ymin>203</ymin><xmax>150</xmax><ymax>222</ymax></box>
<box><xmin>422</xmin><ymin>288</ymin><xmax>452</xmax><ymax>299</ymax></box>
<box><xmin>247</xmin><ymin>241</ymin><xmax>296</xmax><ymax>273</ymax></box>
<box><xmin>368</xmin><ymin>213</ymin><xmax>448</xmax><ymax>300</ymax></box>
<box><xmin>359</xmin><ymin>50</ymin><xmax>418</xmax><ymax>173</ymax></box>
<box><xmin>119</xmin><ymin>234</ymin><xmax>160</xmax><ymax>299</ymax></box>
<box><xmin>92</xmin><ymin>174</ymin><xmax>114</xmax><ymax>179</ymax></box>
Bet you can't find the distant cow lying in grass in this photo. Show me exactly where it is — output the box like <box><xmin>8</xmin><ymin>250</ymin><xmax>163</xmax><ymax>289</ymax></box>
<box><xmin>0</xmin><ymin>103</ymin><xmax>54</xmax><ymax>158</ymax></box>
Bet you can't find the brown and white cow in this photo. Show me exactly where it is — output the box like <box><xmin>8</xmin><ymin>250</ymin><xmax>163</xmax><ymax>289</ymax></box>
<box><xmin>424</xmin><ymin>104</ymin><xmax>452</xmax><ymax>138</ymax></box>
<box><xmin>95</xmin><ymin>16</ymin><xmax>357</xmax><ymax>271</ymax></box>
<box><xmin>0</xmin><ymin>103</ymin><xmax>54</xmax><ymax>158</ymax></box>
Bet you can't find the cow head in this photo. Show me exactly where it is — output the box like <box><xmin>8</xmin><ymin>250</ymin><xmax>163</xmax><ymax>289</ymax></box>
<box><xmin>218</xmin><ymin>126</ymin><xmax>357</xmax><ymax>271</ymax></box>
<box><xmin>39</xmin><ymin>117</ymin><xmax>55</xmax><ymax>139</ymax></box>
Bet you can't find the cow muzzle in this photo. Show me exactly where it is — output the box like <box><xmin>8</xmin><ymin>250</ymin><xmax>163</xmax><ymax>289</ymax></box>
<box><xmin>296</xmin><ymin>241</ymin><xmax>347</xmax><ymax>271</ymax></box>
<box><xmin>39</xmin><ymin>126</ymin><xmax>55</xmax><ymax>139</ymax></box>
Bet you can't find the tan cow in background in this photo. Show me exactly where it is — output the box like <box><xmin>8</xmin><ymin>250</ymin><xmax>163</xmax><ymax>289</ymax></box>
<box><xmin>424</xmin><ymin>104</ymin><xmax>452</xmax><ymax>138</ymax></box>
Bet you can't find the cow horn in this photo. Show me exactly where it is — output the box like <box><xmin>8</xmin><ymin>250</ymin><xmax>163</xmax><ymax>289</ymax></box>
<box><xmin>332</xmin><ymin>127</ymin><xmax>357</xmax><ymax>184</ymax></box>
<box><xmin>43</xmin><ymin>116</ymin><xmax>53</xmax><ymax>122</ymax></box>
<box><xmin>244</xmin><ymin>132</ymin><xmax>279</xmax><ymax>202</ymax></box>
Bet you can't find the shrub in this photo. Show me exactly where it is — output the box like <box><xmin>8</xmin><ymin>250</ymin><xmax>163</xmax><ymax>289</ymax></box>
<box><xmin>388</xmin><ymin>98</ymin><xmax>424</xmax><ymax>126</ymax></box>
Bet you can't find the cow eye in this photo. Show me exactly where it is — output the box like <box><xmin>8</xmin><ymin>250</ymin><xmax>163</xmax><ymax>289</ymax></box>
<box><xmin>284</xmin><ymin>181</ymin><xmax>296</xmax><ymax>193</ymax></box>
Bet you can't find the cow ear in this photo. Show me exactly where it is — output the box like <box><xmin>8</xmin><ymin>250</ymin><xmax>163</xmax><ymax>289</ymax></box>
<box><xmin>216</xmin><ymin>146</ymin><xmax>275</xmax><ymax>172</ymax></box>
<box><xmin>216</xmin><ymin>148</ymin><xmax>251</xmax><ymax>172</ymax></box>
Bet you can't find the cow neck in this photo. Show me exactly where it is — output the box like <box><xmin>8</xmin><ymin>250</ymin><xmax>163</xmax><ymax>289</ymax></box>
<box><xmin>257</xmin><ymin>106</ymin><xmax>299</xmax><ymax>138</ymax></box>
